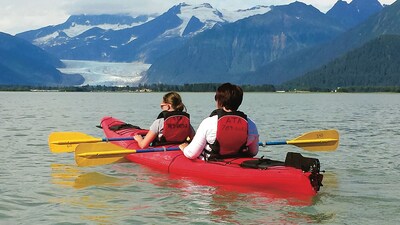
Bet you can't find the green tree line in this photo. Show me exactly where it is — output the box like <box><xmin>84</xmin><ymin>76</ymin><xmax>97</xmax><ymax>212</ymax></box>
<box><xmin>0</xmin><ymin>83</ymin><xmax>276</xmax><ymax>92</ymax></box>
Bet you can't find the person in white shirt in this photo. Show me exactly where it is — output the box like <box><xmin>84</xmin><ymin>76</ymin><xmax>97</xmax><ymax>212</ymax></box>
<box><xmin>179</xmin><ymin>83</ymin><xmax>259</xmax><ymax>160</ymax></box>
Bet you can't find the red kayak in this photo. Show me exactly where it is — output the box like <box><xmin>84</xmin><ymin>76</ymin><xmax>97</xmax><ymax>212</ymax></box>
<box><xmin>101</xmin><ymin>116</ymin><xmax>323</xmax><ymax>196</ymax></box>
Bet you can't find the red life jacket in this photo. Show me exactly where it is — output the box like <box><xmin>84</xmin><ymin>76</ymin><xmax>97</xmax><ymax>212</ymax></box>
<box><xmin>153</xmin><ymin>111</ymin><xmax>191</xmax><ymax>145</ymax></box>
<box><xmin>207</xmin><ymin>109</ymin><xmax>248</xmax><ymax>159</ymax></box>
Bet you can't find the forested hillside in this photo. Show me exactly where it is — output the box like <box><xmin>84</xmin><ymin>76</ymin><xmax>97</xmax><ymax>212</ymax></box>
<box><xmin>282</xmin><ymin>35</ymin><xmax>400</xmax><ymax>90</ymax></box>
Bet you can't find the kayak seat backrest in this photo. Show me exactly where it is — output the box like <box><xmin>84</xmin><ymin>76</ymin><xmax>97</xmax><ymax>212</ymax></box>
<box><xmin>285</xmin><ymin>152</ymin><xmax>323</xmax><ymax>191</ymax></box>
<box><xmin>284</xmin><ymin>152</ymin><xmax>320</xmax><ymax>173</ymax></box>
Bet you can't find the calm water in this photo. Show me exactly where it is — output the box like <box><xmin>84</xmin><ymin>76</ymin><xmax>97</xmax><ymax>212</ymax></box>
<box><xmin>0</xmin><ymin>92</ymin><xmax>399</xmax><ymax>224</ymax></box>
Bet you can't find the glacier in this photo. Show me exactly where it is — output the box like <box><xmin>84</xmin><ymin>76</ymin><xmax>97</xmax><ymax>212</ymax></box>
<box><xmin>58</xmin><ymin>60</ymin><xmax>150</xmax><ymax>86</ymax></box>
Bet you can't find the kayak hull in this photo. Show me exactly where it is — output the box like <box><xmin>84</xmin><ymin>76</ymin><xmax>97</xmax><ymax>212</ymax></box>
<box><xmin>126</xmin><ymin>151</ymin><xmax>317</xmax><ymax>195</ymax></box>
<box><xmin>101</xmin><ymin>116</ymin><xmax>320</xmax><ymax>196</ymax></box>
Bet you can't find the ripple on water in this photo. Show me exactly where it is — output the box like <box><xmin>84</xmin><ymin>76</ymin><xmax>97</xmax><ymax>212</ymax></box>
<box><xmin>1</xmin><ymin>92</ymin><xmax>400</xmax><ymax>224</ymax></box>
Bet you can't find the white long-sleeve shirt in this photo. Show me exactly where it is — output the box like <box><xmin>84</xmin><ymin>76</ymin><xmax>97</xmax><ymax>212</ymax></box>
<box><xmin>183</xmin><ymin>115</ymin><xmax>259</xmax><ymax>159</ymax></box>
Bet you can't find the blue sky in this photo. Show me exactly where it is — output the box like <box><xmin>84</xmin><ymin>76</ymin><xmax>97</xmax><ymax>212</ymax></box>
<box><xmin>0</xmin><ymin>0</ymin><xmax>396</xmax><ymax>35</ymax></box>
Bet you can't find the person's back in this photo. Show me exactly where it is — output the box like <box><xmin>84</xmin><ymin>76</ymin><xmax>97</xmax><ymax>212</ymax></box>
<box><xmin>135</xmin><ymin>92</ymin><xmax>194</xmax><ymax>148</ymax></box>
<box><xmin>152</xmin><ymin>110</ymin><xmax>191</xmax><ymax>146</ymax></box>
<box><xmin>180</xmin><ymin>83</ymin><xmax>259</xmax><ymax>160</ymax></box>
<box><xmin>206</xmin><ymin>109</ymin><xmax>248</xmax><ymax>159</ymax></box>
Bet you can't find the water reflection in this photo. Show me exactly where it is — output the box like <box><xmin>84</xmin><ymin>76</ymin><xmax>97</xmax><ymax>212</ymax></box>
<box><xmin>50</xmin><ymin>164</ymin><xmax>130</xmax><ymax>224</ymax></box>
<box><xmin>150</xmin><ymin>175</ymin><xmax>325</xmax><ymax>224</ymax></box>
<box><xmin>322</xmin><ymin>172</ymin><xmax>339</xmax><ymax>190</ymax></box>
<box><xmin>122</xmin><ymin>165</ymin><xmax>321</xmax><ymax>223</ymax></box>
<box><xmin>51</xmin><ymin>164</ymin><xmax>128</xmax><ymax>189</ymax></box>
<box><xmin>50</xmin><ymin>163</ymin><xmax>339</xmax><ymax>224</ymax></box>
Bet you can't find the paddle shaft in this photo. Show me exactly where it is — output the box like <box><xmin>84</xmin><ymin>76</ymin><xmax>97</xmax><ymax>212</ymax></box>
<box><xmin>54</xmin><ymin>137</ymin><xmax>135</xmax><ymax>145</ymax></box>
<box><xmin>77</xmin><ymin>146</ymin><xmax>180</xmax><ymax>157</ymax></box>
<box><xmin>61</xmin><ymin>137</ymin><xmax>335</xmax><ymax>146</ymax></box>
<box><xmin>78</xmin><ymin>138</ymin><xmax>336</xmax><ymax>157</ymax></box>
<box><xmin>54</xmin><ymin>135</ymin><xmax>337</xmax><ymax>146</ymax></box>
<box><xmin>260</xmin><ymin>138</ymin><xmax>338</xmax><ymax>146</ymax></box>
<box><xmin>51</xmin><ymin>129</ymin><xmax>339</xmax><ymax>154</ymax></box>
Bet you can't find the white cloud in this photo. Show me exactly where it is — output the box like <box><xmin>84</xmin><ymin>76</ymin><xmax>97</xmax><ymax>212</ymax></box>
<box><xmin>0</xmin><ymin>0</ymin><xmax>70</xmax><ymax>34</ymax></box>
<box><xmin>0</xmin><ymin>0</ymin><xmax>396</xmax><ymax>35</ymax></box>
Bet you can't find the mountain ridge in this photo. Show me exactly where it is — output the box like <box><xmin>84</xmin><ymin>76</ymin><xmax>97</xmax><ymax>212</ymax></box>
<box><xmin>143</xmin><ymin>2</ymin><xmax>347</xmax><ymax>84</ymax></box>
<box><xmin>143</xmin><ymin>0</ymin><xmax>385</xmax><ymax>85</ymax></box>
<box><xmin>248</xmin><ymin>0</ymin><xmax>398</xmax><ymax>85</ymax></box>
<box><xmin>283</xmin><ymin>34</ymin><xmax>400</xmax><ymax>89</ymax></box>
<box><xmin>0</xmin><ymin>32</ymin><xmax>83</xmax><ymax>86</ymax></box>
<box><xmin>16</xmin><ymin>3</ymin><xmax>270</xmax><ymax>63</ymax></box>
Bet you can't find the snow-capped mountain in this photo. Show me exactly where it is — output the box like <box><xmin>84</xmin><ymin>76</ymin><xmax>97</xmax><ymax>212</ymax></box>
<box><xmin>17</xmin><ymin>14</ymin><xmax>153</xmax><ymax>47</ymax></box>
<box><xmin>167</xmin><ymin>3</ymin><xmax>271</xmax><ymax>37</ymax></box>
<box><xmin>17</xmin><ymin>3</ymin><xmax>270</xmax><ymax>63</ymax></box>
<box><xmin>145</xmin><ymin>0</ymin><xmax>390</xmax><ymax>86</ymax></box>
<box><xmin>167</xmin><ymin>3</ymin><xmax>226</xmax><ymax>37</ymax></box>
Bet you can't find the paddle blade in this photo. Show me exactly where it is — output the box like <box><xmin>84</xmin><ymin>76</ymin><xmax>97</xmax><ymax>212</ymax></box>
<box><xmin>49</xmin><ymin>132</ymin><xmax>100</xmax><ymax>153</ymax></box>
<box><xmin>288</xmin><ymin>130</ymin><xmax>339</xmax><ymax>152</ymax></box>
<box><xmin>75</xmin><ymin>142</ymin><xmax>134</xmax><ymax>167</ymax></box>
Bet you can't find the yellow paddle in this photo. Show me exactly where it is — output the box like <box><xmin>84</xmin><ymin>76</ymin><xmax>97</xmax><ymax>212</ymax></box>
<box><xmin>48</xmin><ymin>131</ymin><xmax>147</xmax><ymax>153</ymax></box>
<box><xmin>50</xmin><ymin>129</ymin><xmax>338</xmax><ymax>153</ymax></box>
<box><xmin>49</xmin><ymin>132</ymin><xmax>105</xmax><ymax>153</ymax></box>
<box><xmin>75</xmin><ymin>142</ymin><xmax>181</xmax><ymax>167</ymax></box>
<box><xmin>261</xmin><ymin>129</ymin><xmax>339</xmax><ymax>152</ymax></box>
<box><xmin>74</xmin><ymin>130</ymin><xmax>339</xmax><ymax>167</ymax></box>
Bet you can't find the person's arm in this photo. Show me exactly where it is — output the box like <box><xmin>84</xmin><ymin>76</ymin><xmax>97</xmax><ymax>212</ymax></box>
<box><xmin>246</xmin><ymin>118</ymin><xmax>259</xmax><ymax>157</ymax></box>
<box><xmin>180</xmin><ymin>117</ymin><xmax>213</xmax><ymax>159</ymax></box>
<box><xmin>134</xmin><ymin>131</ymin><xmax>157</xmax><ymax>149</ymax></box>
<box><xmin>134</xmin><ymin>119</ymin><xmax>161</xmax><ymax>148</ymax></box>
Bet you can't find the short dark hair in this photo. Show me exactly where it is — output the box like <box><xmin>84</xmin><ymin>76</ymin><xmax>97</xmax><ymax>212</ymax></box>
<box><xmin>214</xmin><ymin>83</ymin><xmax>243</xmax><ymax>111</ymax></box>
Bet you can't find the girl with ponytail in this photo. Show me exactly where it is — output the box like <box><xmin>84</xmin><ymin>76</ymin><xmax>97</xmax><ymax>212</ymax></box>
<box><xmin>134</xmin><ymin>92</ymin><xmax>194</xmax><ymax>148</ymax></box>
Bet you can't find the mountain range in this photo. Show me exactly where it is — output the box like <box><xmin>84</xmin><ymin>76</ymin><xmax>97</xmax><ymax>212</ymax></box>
<box><xmin>16</xmin><ymin>3</ymin><xmax>270</xmax><ymax>63</ymax></box>
<box><xmin>252</xmin><ymin>0</ymin><xmax>399</xmax><ymax>85</ymax></box>
<box><xmin>3</xmin><ymin>0</ymin><xmax>398</xmax><ymax>87</ymax></box>
<box><xmin>144</xmin><ymin>0</ymin><xmax>385</xmax><ymax>85</ymax></box>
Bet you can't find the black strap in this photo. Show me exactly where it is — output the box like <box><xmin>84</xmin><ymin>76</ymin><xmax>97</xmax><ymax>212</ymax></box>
<box><xmin>240</xmin><ymin>156</ymin><xmax>285</xmax><ymax>169</ymax></box>
<box><xmin>109</xmin><ymin>123</ymin><xmax>142</xmax><ymax>131</ymax></box>
<box><xmin>209</xmin><ymin>109</ymin><xmax>247</xmax><ymax>119</ymax></box>
<box><xmin>157</xmin><ymin>111</ymin><xmax>190</xmax><ymax>119</ymax></box>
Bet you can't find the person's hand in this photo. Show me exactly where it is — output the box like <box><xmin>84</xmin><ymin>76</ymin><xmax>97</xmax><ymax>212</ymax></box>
<box><xmin>133</xmin><ymin>134</ymin><xmax>142</xmax><ymax>141</ymax></box>
<box><xmin>179</xmin><ymin>143</ymin><xmax>188</xmax><ymax>151</ymax></box>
